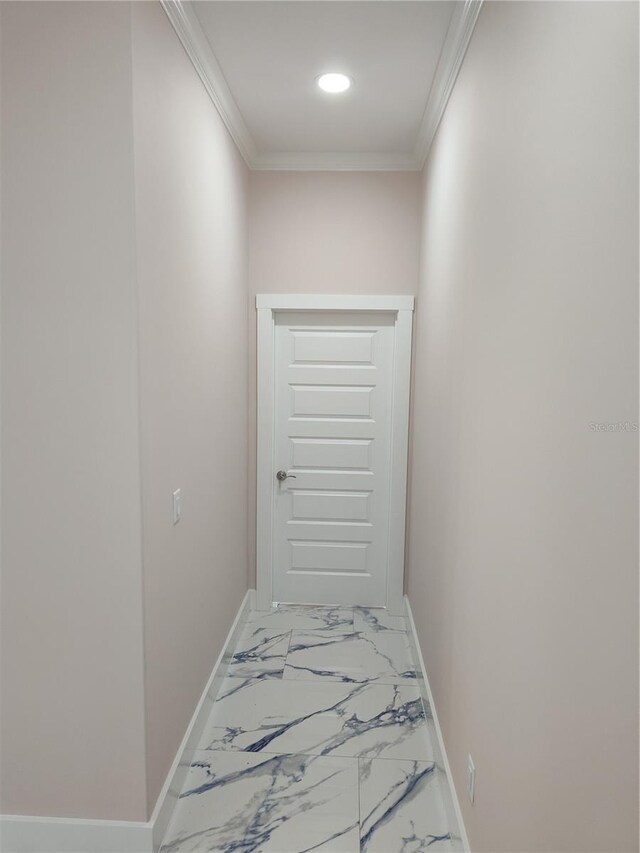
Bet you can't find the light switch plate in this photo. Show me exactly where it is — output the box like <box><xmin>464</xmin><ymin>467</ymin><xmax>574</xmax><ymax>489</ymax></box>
<box><xmin>172</xmin><ymin>489</ymin><xmax>182</xmax><ymax>525</ymax></box>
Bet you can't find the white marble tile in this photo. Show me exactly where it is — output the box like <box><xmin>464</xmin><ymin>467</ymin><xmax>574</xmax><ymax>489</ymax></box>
<box><xmin>199</xmin><ymin>678</ymin><xmax>434</xmax><ymax>761</ymax></box>
<box><xmin>160</xmin><ymin>750</ymin><xmax>359</xmax><ymax>853</ymax></box>
<box><xmin>163</xmin><ymin>602</ymin><xmax>461</xmax><ymax>853</ymax></box>
<box><xmin>354</xmin><ymin>606</ymin><xmax>408</xmax><ymax>633</ymax></box>
<box><xmin>359</xmin><ymin>757</ymin><xmax>453</xmax><ymax>852</ymax></box>
<box><xmin>226</xmin><ymin>626</ymin><xmax>290</xmax><ymax>679</ymax></box>
<box><xmin>283</xmin><ymin>630</ymin><xmax>417</xmax><ymax>684</ymax></box>
<box><xmin>246</xmin><ymin>604</ymin><xmax>354</xmax><ymax>634</ymax></box>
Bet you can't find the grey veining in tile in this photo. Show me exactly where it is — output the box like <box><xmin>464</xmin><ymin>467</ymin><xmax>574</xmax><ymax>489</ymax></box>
<box><xmin>199</xmin><ymin>677</ymin><xmax>434</xmax><ymax>761</ymax></box>
<box><xmin>226</xmin><ymin>626</ymin><xmax>290</xmax><ymax>679</ymax></box>
<box><xmin>359</xmin><ymin>757</ymin><xmax>453</xmax><ymax>852</ymax></box>
<box><xmin>354</xmin><ymin>606</ymin><xmax>408</xmax><ymax>633</ymax></box>
<box><xmin>160</xmin><ymin>750</ymin><xmax>359</xmax><ymax>853</ymax></box>
<box><xmin>246</xmin><ymin>604</ymin><xmax>354</xmax><ymax>634</ymax></box>
<box><xmin>161</xmin><ymin>603</ymin><xmax>458</xmax><ymax>852</ymax></box>
<box><xmin>283</xmin><ymin>629</ymin><xmax>417</xmax><ymax>684</ymax></box>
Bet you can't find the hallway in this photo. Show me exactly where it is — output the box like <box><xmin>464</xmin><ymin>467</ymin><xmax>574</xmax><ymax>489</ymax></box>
<box><xmin>1</xmin><ymin>2</ymin><xmax>637</xmax><ymax>851</ymax></box>
<box><xmin>160</xmin><ymin>605</ymin><xmax>455</xmax><ymax>852</ymax></box>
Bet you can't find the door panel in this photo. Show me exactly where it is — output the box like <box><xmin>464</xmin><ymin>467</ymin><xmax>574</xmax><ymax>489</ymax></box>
<box><xmin>292</xmin><ymin>330</ymin><xmax>375</xmax><ymax>363</ymax></box>
<box><xmin>273</xmin><ymin>312</ymin><xmax>394</xmax><ymax>606</ymax></box>
<box><xmin>291</xmin><ymin>491</ymin><xmax>371</xmax><ymax>522</ymax></box>
<box><xmin>288</xmin><ymin>366</ymin><xmax>377</xmax><ymax>386</ymax></box>
<box><xmin>291</xmin><ymin>438</ymin><xmax>372</xmax><ymax>470</ymax></box>
<box><xmin>289</xmin><ymin>540</ymin><xmax>370</xmax><ymax>573</ymax></box>
<box><xmin>288</xmin><ymin>419</ymin><xmax>376</xmax><ymax>439</ymax></box>
<box><xmin>291</xmin><ymin>386</ymin><xmax>373</xmax><ymax>418</ymax></box>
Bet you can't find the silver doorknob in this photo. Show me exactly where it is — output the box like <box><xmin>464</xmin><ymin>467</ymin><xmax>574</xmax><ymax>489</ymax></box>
<box><xmin>276</xmin><ymin>470</ymin><xmax>296</xmax><ymax>481</ymax></box>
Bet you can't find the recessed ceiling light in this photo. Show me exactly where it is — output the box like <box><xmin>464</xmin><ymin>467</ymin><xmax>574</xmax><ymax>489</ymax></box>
<box><xmin>317</xmin><ymin>72</ymin><xmax>352</xmax><ymax>94</ymax></box>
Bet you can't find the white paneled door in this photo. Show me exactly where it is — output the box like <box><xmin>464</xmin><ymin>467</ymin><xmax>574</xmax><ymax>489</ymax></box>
<box><xmin>272</xmin><ymin>311</ymin><xmax>395</xmax><ymax>606</ymax></box>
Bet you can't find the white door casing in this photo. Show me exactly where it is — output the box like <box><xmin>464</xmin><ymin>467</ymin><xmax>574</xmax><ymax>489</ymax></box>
<box><xmin>256</xmin><ymin>295</ymin><xmax>414</xmax><ymax>616</ymax></box>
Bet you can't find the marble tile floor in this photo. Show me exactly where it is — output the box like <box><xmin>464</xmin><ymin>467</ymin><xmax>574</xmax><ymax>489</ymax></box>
<box><xmin>161</xmin><ymin>605</ymin><xmax>455</xmax><ymax>853</ymax></box>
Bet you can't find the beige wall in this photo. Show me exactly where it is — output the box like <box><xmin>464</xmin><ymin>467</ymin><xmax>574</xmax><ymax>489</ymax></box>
<box><xmin>249</xmin><ymin>172</ymin><xmax>421</xmax><ymax>297</ymax></box>
<box><xmin>247</xmin><ymin>171</ymin><xmax>421</xmax><ymax>583</ymax></box>
<box><xmin>406</xmin><ymin>3</ymin><xmax>639</xmax><ymax>851</ymax></box>
<box><xmin>0</xmin><ymin>2</ymin><xmax>147</xmax><ymax>820</ymax></box>
<box><xmin>131</xmin><ymin>3</ymin><xmax>249</xmax><ymax>814</ymax></box>
<box><xmin>1</xmin><ymin>1</ymin><xmax>250</xmax><ymax>822</ymax></box>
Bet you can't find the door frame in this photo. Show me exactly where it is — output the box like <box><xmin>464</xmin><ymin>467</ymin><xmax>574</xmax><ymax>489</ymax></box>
<box><xmin>255</xmin><ymin>294</ymin><xmax>414</xmax><ymax>615</ymax></box>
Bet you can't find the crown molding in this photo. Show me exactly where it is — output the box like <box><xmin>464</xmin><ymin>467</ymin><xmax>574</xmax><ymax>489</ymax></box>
<box><xmin>161</xmin><ymin>0</ymin><xmax>483</xmax><ymax>173</ymax></box>
<box><xmin>414</xmin><ymin>0</ymin><xmax>484</xmax><ymax>168</ymax></box>
<box><xmin>160</xmin><ymin>0</ymin><xmax>257</xmax><ymax>165</ymax></box>
<box><xmin>252</xmin><ymin>150</ymin><xmax>420</xmax><ymax>172</ymax></box>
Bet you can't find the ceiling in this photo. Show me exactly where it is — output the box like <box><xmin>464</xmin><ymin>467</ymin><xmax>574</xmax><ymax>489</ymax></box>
<box><xmin>163</xmin><ymin>0</ymin><xmax>483</xmax><ymax>170</ymax></box>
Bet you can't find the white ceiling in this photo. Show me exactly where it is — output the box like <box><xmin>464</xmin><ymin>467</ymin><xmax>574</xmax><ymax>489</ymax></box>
<box><xmin>164</xmin><ymin>1</ymin><xmax>483</xmax><ymax>170</ymax></box>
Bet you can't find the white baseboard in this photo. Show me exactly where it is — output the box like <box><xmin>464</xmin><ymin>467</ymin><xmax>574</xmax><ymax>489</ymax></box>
<box><xmin>404</xmin><ymin>594</ymin><xmax>470</xmax><ymax>853</ymax></box>
<box><xmin>0</xmin><ymin>589</ymin><xmax>256</xmax><ymax>853</ymax></box>
<box><xmin>0</xmin><ymin>815</ymin><xmax>152</xmax><ymax>853</ymax></box>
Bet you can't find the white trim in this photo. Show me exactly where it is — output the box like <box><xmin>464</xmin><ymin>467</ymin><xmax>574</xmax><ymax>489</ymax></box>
<box><xmin>386</xmin><ymin>309</ymin><xmax>413</xmax><ymax>615</ymax></box>
<box><xmin>404</xmin><ymin>595</ymin><xmax>471</xmax><ymax>853</ymax></box>
<box><xmin>255</xmin><ymin>296</ymin><xmax>413</xmax><ymax>612</ymax></box>
<box><xmin>255</xmin><ymin>294</ymin><xmax>414</xmax><ymax>312</ymax></box>
<box><xmin>0</xmin><ymin>590</ymin><xmax>256</xmax><ymax>853</ymax></box>
<box><xmin>414</xmin><ymin>0</ymin><xmax>484</xmax><ymax>168</ymax></box>
<box><xmin>252</xmin><ymin>150</ymin><xmax>420</xmax><ymax>173</ymax></box>
<box><xmin>0</xmin><ymin>815</ymin><xmax>152</xmax><ymax>853</ymax></box>
<box><xmin>159</xmin><ymin>0</ymin><xmax>257</xmax><ymax>166</ymax></box>
<box><xmin>256</xmin><ymin>307</ymin><xmax>276</xmax><ymax>611</ymax></box>
<box><xmin>160</xmin><ymin>0</ymin><xmax>483</xmax><ymax>172</ymax></box>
